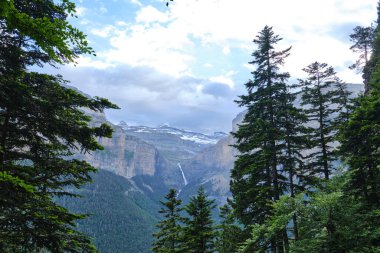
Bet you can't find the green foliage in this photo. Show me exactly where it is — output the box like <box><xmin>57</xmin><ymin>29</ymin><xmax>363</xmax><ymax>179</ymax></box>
<box><xmin>152</xmin><ymin>189</ymin><xmax>184</xmax><ymax>253</ymax></box>
<box><xmin>0</xmin><ymin>72</ymin><xmax>118</xmax><ymax>252</ymax></box>
<box><xmin>0</xmin><ymin>0</ymin><xmax>94</xmax><ymax>64</ymax></box>
<box><xmin>215</xmin><ymin>203</ymin><xmax>243</xmax><ymax>253</ymax></box>
<box><xmin>340</xmin><ymin>0</ymin><xmax>380</xmax><ymax>209</ymax></box>
<box><xmin>239</xmin><ymin>172</ymin><xmax>380</xmax><ymax>253</ymax></box>
<box><xmin>349</xmin><ymin>25</ymin><xmax>375</xmax><ymax>90</ymax></box>
<box><xmin>298</xmin><ymin>62</ymin><xmax>345</xmax><ymax>180</ymax></box>
<box><xmin>233</xmin><ymin>4</ymin><xmax>380</xmax><ymax>253</ymax></box>
<box><xmin>182</xmin><ymin>186</ymin><xmax>216</xmax><ymax>253</ymax></box>
<box><xmin>231</xmin><ymin>26</ymin><xmax>310</xmax><ymax>252</ymax></box>
<box><xmin>339</xmin><ymin>87</ymin><xmax>380</xmax><ymax>208</ymax></box>
<box><xmin>0</xmin><ymin>0</ymin><xmax>119</xmax><ymax>252</ymax></box>
<box><xmin>231</xmin><ymin>25</ymin><xmax>291</xmax><ymax>226</ymax></box>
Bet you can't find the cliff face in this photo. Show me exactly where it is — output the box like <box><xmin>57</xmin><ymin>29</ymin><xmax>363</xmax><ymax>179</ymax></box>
<box><xmin>78</xmin><ymin>110</ymin><xmax>179</xmax><ymax>185</ymax></box>
<box><xmin>90</xmin><ymin>129</ymin><xmax>158</xmax><ymax>178</ymax></box>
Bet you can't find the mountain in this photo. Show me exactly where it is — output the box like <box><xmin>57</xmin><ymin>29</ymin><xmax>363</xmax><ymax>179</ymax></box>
<box><xmin>64</xmin><ymin>106</ymin><xmax>232</xmax><ymax>253</ymax></box>
<box><xmin>63</xmin><ymin>83</ymin><xmax>364</xmax><ymax>252</ymax></box>
<box><xmin>119</xmin><ymin>123</ymin><xmax>227</xmax><ymax>163</ymax></box>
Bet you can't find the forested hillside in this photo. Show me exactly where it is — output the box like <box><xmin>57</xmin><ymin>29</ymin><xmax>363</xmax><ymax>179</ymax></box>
<box><xmin>58</xmin><ymin>170</ymin><xmax>159</xmax><ymax>253</ymax></box>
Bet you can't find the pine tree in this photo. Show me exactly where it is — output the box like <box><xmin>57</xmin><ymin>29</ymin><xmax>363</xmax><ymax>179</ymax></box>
<box><xmin>362</xmin><ymin>1</ymin><xmax>380</xmax><ymax>94</ymax></box>
<box><xmin>339</xmin><ymin>0</ymin><xmax>380</xmax><ymax>210</ymax></box>
<box><xmin>182</xmin><ymin>187</ymin><xmax>216</xmax><ymax>253</ymax></box>
<box><xmin>231</xmin><ymin>26</ymin><xmax>292</xmax><ymax>252</ymax></box>
<box><xmin>349</xmin><ymin>25</ymin><xmax>375</xmax><ymax>92</ymax></box>
<box><xmin>298</xmin><ymin>62</ymin><xmax>343</xmax><ymax>180</ymax></box>
<box><xmin>152</xmin><ymin>189</ymin><xmax>184</xmax><ymax>253</ymax></box>
<box><xmin>0</xmin><ymin>1</ymin><xmax>118</xmax><ymax>252</ymax></box>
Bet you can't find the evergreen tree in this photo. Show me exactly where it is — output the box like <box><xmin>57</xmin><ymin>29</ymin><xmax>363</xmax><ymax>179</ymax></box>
<box><xmin>349</xmin><ymin>25</ymin><xmax>375</xmax><ymax>92</ymax></box>
<box><xmin>362</xmin><ymin>1</ymin><xmax>380</xmax><ymax>94</ymax></box>
<box><xmin>239</xmin><ymin>171</ymin><xmax>379</xmax><ymax>253</ymax></box>
<box><xmin>339</xmin><ymin>90</ymin><xmax>380</xmax><ymax>208</ymax></box>
<box><xmin>215</xmin><ymin>203</ymin><xmax>243</xmax><ymax>253</ymax></box>
<box><xmin>298</xmin><ymin>62</ymin><xmax>343</xmax><ymax>180</ymax></box>
<box><xmin>231</xmin><ymin>26</ymin><xmax>293</xmax><ymax>252</ymax></box>
<box><xmin>338</xmin><ymin>2</ymin><xmax>380</xmax><ymax>249</ymax></box>
<box><xmin>183</xmin><ymin>187</ymin><xmax>216</xmax><ymax>253</ymax></box>
<box><xmin>339</xmin><ymin>0</ymin><xmax>380</xmax><ymax>210</ymax></box>
<box><xmin>0</xmin><ymin>1</ymin><xmax>118</xmax><ymax>252</ymax></box>
<box><xmin>152</xmin><ymin>189</ymin><xmax>184</xmax><ymax>253</ymax></box>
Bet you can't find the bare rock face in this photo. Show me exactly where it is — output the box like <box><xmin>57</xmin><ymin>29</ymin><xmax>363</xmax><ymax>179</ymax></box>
<box><xmin>91</xmin><ymin>130</ymin><xmax>158</xmax><ymax>178</ymax></box>
<box><xmin>78</xmin><ymin>110</ymin><xmax>160</xmax><ymax>179</ymax></box>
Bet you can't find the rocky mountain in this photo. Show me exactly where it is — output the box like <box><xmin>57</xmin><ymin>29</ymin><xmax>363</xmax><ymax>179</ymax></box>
<box><xmin>65</xmin><ymin>108</ymin><xmax>234</xmax><ymax>253</ymax></box>
<box><xmin>64</xmin><ymin>83</ymin><xmax>364</xmax><ymax>253</ymax></box>
<box><xmin>119</xmin><ymin>123</ymin><xmax>227</xmax><ymax>163</ymax></box>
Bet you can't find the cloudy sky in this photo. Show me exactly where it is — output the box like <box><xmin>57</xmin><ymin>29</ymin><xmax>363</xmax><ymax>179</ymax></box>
<box><xmin>50</xmin><ymin>0</ymin><xmax>377</xmax><ymax>133</ymax></box>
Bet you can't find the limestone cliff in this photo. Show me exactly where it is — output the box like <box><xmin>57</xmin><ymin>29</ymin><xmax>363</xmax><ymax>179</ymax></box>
<box><xmin>77</xmin><ymin>110</ymin><xmax>181</xmax><ymax>189</ymax></box>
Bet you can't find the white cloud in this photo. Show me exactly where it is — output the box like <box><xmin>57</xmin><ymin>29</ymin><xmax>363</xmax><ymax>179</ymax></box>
<box><xmin>222</xmin><ymin>46</ymin><xmax>230</xmax><ymax>55</ymax></box>
<box><xmin>209</xmin><ymin>70</ymin><xmax>236</xmax><ymax>88</ymax></box>
<box><xmin>84</xmin><ymin>0</ymin><xmax>376</xmax><ymax>80</ymax></box>
<box><xmin>90</xmin><ymin>25</ymin><xmax>115</xmax><ymax>38</ymax></box>
<box><xmin>74</xmin><ymin>56</ymin><xmax>114</xmax><ymax>69</ymax></box>
<box><xmin>165</xmin><ymin>0</ymin><xmax>376</xmax><ymax>78</ymax></box>
<box><xmin>65</xmin><ymin>0</ymin><xmax>376</xmax><ymax>132</ymax></box>
<box><xmin>130</xmin><ymin>0</ymin><xmax>143</xmax><ymax>7</ymax></box>
<box><xmin>136</xmin><ymin>5</ymin><xmax>170</xmax><ymax>24</ymax></box>
<box><xmin>75</xmin><ymin>6</ymin><xmax>87</xmax><ymax>16</ymax></box>
<box><xmin>97</xmin><ymin>22</ymin><xmax>194</xmax><ymax>76</ymax></box>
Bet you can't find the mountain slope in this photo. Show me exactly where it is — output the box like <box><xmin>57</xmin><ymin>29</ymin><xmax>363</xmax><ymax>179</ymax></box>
<box><xmin>58</xmin><ymin>170</ymin><xmax>160</xmax><ymax>253</ymax></box>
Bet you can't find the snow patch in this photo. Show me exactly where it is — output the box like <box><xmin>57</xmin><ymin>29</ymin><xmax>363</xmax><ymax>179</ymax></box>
<box><xmin>180</xmin><ymin>135</ymin><xmax>218</xmax><ymax>145</ymax></box>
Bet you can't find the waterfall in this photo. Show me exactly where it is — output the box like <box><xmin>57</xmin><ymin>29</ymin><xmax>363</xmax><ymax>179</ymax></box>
<box><xmin>177</xmin><ymin>163</ymin><xmax>188</xmax><ymax>186</ymax></box>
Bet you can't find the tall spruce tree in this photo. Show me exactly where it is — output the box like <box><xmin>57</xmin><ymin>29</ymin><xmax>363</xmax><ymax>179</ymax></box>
<box><xmin>182</xmin><ymin>187</ymin><xmax>216</xmax><ymax>253</ymax></box>
<box><xmin>298</xmin><ymin>62</ymin><xmax>343</xmax><ymax>180</ymax></box>
<box><xmin>231</xmin><ymin>26</ymin><xmax>297</xmax><ymax>253</ymax></box>
<box><xmin>152</xmin><ymin>189</ymin><xmax>184</xmax><ymax>253</ymax></box>
<box><xmin>0</xmin><ymin>1</ymin><xmax>118</xmax><ymax>252</ymax></box>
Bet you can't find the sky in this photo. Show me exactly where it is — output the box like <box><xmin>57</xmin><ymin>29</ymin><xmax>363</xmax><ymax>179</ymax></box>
<box><xmin>49</xmin><ymin>0</ymin><xmax>377</xmax><ymax>134</ymax></box>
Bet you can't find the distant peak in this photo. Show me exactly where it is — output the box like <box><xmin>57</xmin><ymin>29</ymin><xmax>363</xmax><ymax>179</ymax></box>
<box><xmin>118</xmin><ymin>121</ymin><xmax>128</xmax><ymax>127</ymax></box>
<box><xmin>158</xmin><ymin>123</ymin><xmax>170</xmax><ymax>128</ymax></box>
<box><xmin>214</xmin><ymin>131</ymin><xmax>228</xmax><ymax>138</ymax></box>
